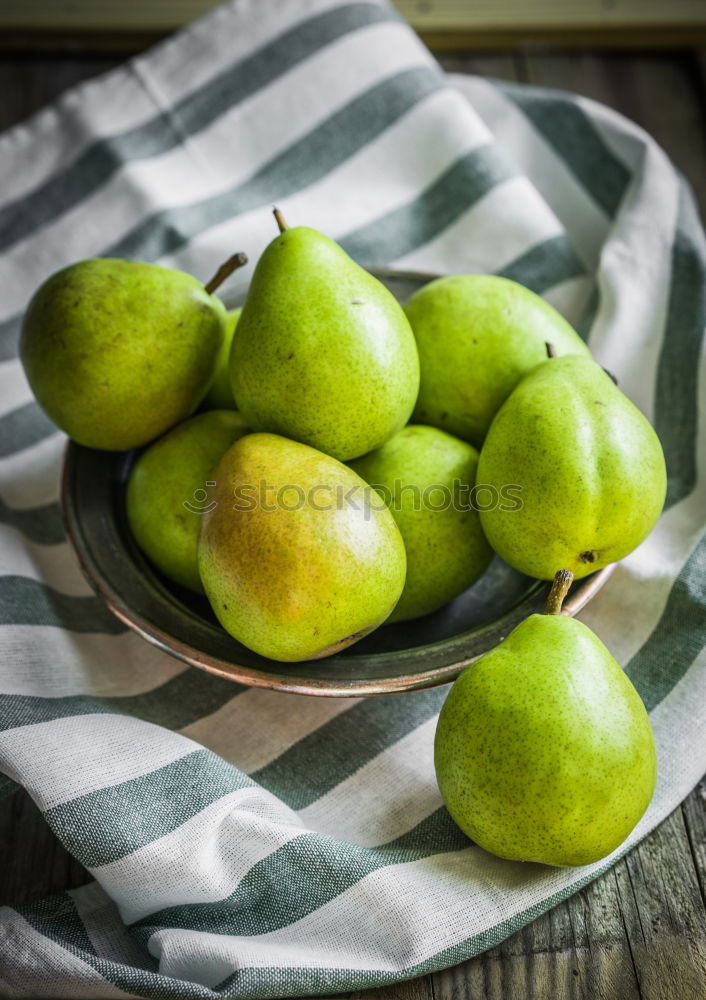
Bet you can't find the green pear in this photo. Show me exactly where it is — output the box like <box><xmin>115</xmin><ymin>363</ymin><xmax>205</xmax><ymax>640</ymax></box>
<box><xmin>434</xmin><ymin>571</ymin><xmax>657</xmax><ymax>866</ymax></box>
<box><xmin>126</xmin><ymin>409</ymin><xmax>249</xmax><ymax>592</ymax></box>
<box><xmin>230</xmin><ymin>211</ymin><xmax>419</xmax><ymax>461</ymax></box>
<box><xmin>198</xmin><ymin>432</ymin><xmax>406</xmax><ymax>661</ymax></box>
<box><xmin>477</xmin><ymin>354</ymin><xmax>667</xmax><ymax>580</ymax></box>
<box><xmin>349</xmin><ymin>425</ymin><xmax>492</xmax><ymax>622</ymax></box>
<box><xmin>405</xmin><ymin>274</ymin><xmax>590</xmax><ymax>446</ymax></box>
<box><xmin>202</xmin><ymin>307</ymin><xmax>241</xmax><ymax>410</ymax></box>
<box><xmin>20</xmin><ymin>253</ymin><xmax>246</xmax><ymax>450</ymax></box>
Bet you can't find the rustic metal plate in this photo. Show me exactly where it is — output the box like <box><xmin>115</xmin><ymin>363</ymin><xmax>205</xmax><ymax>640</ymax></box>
<box><xmin>61</xmin><ymin>269</ymin><xmax>615</xmax><ymax>697</ymax></box>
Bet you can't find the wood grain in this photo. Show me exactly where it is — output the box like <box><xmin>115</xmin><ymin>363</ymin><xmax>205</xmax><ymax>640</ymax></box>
<box><xmin>1</xmin><ymin>1</ymin><xmax>706</xmax><ymax>51</ymax></box>
<box><xmin>0</xmin><ymin>0</ymin><xmax>704</xmax><ymax>32</ymax></box>
<box><xmin>617</xmin><ymin>807</ymin><xmax>706</xmax><ymax>999</ymax></box>
<box><xmin>0</xmin><ymin>789</ymin><xmax>90</xmax><ymax>904</ymax></box>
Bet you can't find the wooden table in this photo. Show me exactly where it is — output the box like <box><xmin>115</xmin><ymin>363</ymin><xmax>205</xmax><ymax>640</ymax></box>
<box><xmin>1</xmin><ymin>43</ymin><xmax>705</xmax><ymax>1000</ymax></box>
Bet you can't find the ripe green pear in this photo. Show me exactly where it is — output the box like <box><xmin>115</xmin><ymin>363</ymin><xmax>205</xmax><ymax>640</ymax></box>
<box><xmin>126</xmin><ymin>409</ymin><xmax>249</xmax><ymax>592</ymax></box>
<box><xmin>20</xmin><ymin>256</ymin><xmax>244</xmax><ymax>450</ymax></box>
<box><xmin>477</xmin><ymin>354</ymin><xmax>667</xmax><ymax>580</ymax></box>
<box><xmin>202</xmin><ymin>307</ymin><xmax>241</xmax><ymax>410</ymax></box>
<box><xmin>230</xmin><ymin>213</ymin><xmax>419</xmax><ymax>461</ymax></box>
<box><xmin>349</xmin><ymin>425</ymin><xmax>492</xmax><ymax>622</ymax></box>
<box><xmin>406</xmin><ymin>274</ymin><xmax>590</xmax><ymax>446</ymax></box>
<box><xmin>435</xmin><ymin>574</ymin><xmax>657</xmax><ymax>866</ymax></box>
<box><xmin>198</xmin><ymin>433</ymin><xmax>407</xmax><ymax>661</ymax></box>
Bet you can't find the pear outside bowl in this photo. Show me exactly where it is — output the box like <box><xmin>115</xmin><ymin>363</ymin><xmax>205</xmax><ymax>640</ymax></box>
<box><xmin>61</xmin><ymin>268</ymin><xmax>615</xmax><ymax>697</ymax></box>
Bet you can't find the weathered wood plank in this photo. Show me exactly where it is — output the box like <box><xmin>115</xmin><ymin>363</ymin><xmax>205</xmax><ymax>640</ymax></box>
<box><xmin>616</xmin><ymin>807</ymin><xmax>706</xmax><ymax>999</ymax></box>
<box><xmin>1</xmin><ymin>1</ymin><xmax>705</xmax><ymax>37</ymax></box>
<box><xmin>564</xmin><ymin>870</ymin><xmax>643</xmax><ymax>999</ymax></box>
<box><xmin>430</xmin><ymin>866</ymin><xmax>642</xmax><ymax>999</ymax></box>
<box><xmin>0</xmin><ymin>789</ymin><xmax>90</xmax><ymax>905</ymax></box>
<box><xmin>5</xmin><ymin>27</ymin><xmax>706</xmax><ymax>54</ymax></box>
<box><xmin>2</xmin><ymin>0</ymin><xmax>705</xmax><ymax>32</ymax></box>
<box><xmin>681</xmin><ymin>778</ymin><xmax>706</xmax><ymax>911</ymax></box>
<box><xmin>430</xmin><ymin>799</ymin><xmax>706</xmax><ymax>1000</ymax></box>
<box><xmin>347</xmin><ymin>977</ymin><xmax>434</xmax><ymax>1000</ymax></box>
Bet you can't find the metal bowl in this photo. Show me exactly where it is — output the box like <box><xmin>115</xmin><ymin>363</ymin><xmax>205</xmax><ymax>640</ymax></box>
<box><xmin>61</xmin><ymin>269</ymin><xmax>615</xmax><ymax>697</ymax></box>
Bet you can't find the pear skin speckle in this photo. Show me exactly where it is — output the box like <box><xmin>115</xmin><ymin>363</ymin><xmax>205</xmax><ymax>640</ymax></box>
<box><xmin>477</xmin><ymin>355</ymin><xmax>667</xmax><ymax>580</ymax></box>
<box><xmin>350</xmin><ymin>425</ymin><xmax>492</xmax><ymax>621</ymax></box>
<box><xmin>230</xmin><ymin>228</ymin><xmax>419</xmax><ymax>462</ymax></box>
<box><xmin>126</xmin><ymin>410</ymin><xmax>249</xmax><ymax>592</ymax></box>
<box><xmin>434</xmin><ymin>614</ymin><xmax>657</xmax><ymax>866</ymax></box>
<box><xmin>405</xmin><ymin>274</ymin><xmax>590</xmax><ymax>447</ymax></box>
<box><xmin>20</xmin><ymin>259</ymin><xmax>227</xmax><ymax>450</ymax></box>
<box><xmin>198</xmin><ymin>433</ymin><xmax>407</xmax><ymax>661</ymax></box>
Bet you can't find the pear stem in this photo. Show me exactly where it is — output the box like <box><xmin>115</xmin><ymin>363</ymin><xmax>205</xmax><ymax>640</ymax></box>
<box><xmin>546</xmin><ymin>342</ymin><xmax>557</xmax><ymax>358</ymax></box>
<box><xmin>273</xmin><ymin>207</ymin><xmax>288</xmax><ymax>233</ymax></box>
<box><xmin>204</xmin><ymin>252</ymin><xmax>248</xmax><ymax>295</ymax></box>
<box><xmin>545</xmin><ymin>569</ymin><xmax>574</xmax><ymax>614</ymax></box>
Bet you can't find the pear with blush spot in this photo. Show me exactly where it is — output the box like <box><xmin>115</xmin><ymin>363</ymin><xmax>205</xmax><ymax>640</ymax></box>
<box><xmin>198</xmin><ymin>433</ymin><xmax>406</xmax><ymax>661</ymax></box>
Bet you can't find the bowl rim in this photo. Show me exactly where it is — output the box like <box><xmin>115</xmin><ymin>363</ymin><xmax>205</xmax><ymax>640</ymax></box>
<box><xmin>60</xmin><ymin>265</ymin><xmax>617</xmax><ymax>697</ymax></box>
<box><xmin>61</xmin><ymin>447</ymin><xmax>616</xmax><ymax>697</ymax></box>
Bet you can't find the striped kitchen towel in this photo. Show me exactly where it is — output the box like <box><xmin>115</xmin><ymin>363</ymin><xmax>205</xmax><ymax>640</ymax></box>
<box><xmin>0</xmin><ymin>0</ymin><xmax>704</xmax><ymax>996</ymax></box>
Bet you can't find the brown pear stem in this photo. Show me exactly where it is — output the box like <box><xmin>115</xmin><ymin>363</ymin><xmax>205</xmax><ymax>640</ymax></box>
<box><xmin>545</xmin><ymin>342</ymin><xmax>557</xmax><ymax>359</ymax></box>
<box><xmin>204</xmin><ymin>252</ymin><xmax>248</xmax><ymax>295</ymax></box>
<box><xmin>273</xmin><ymin>207</ymin><xmax>288</xmax><ymax>233</ymax></box>
<box><xmin>545</xmin><ymin>569</ymin><xmax>574</xmax><ymax>614</ymax></box>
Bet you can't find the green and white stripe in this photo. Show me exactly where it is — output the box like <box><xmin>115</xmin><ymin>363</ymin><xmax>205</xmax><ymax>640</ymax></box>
<box><xmin>0</xmin><ymin>0</ymin><xmax>704</xmax><ymax>997</ymax></box>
